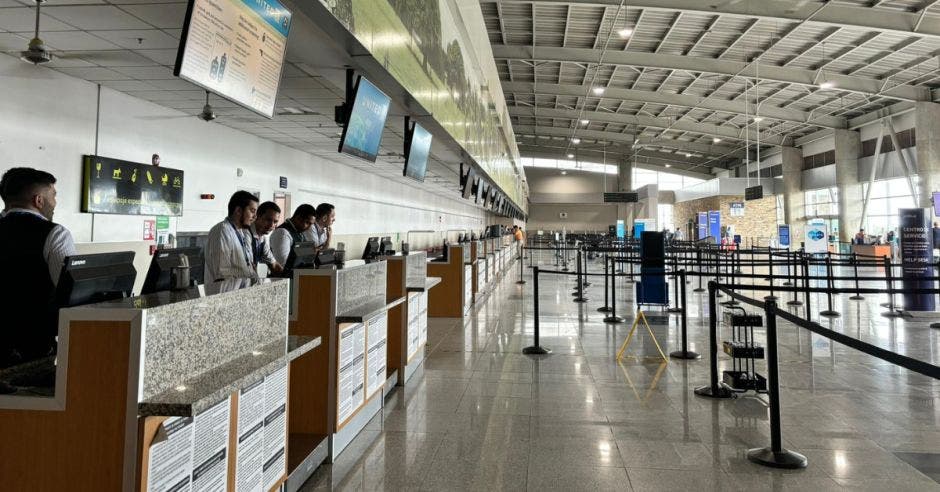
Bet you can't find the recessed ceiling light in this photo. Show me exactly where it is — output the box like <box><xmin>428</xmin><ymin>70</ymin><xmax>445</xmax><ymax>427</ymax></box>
<box><xmin>753</xmin><ymin>116</ymin><xmax>764</xmax><ymax>122</ymax></box>
<box><xmin>580</xmin><ymin>119</ymin><xmax>589</xmax><ymax>125</ymax></box>
<box><xmin>713</xmin><ymin>137</ymin><xmax>722</xmax><ymax>143</ymax></box>
<box><xmin>685</xmin><ymin>152</ymin><xmax>692</xmax><ymax>158</ymax></box>
<box><xmin>819</xmin><ymin>80</ymin><xmax>836</xmax><ymax>90</ymax></box>
<box><xmin>560</xmin><ymin>170</ymin><xmax>567</xmax><ymax>175</ymax></box>
<box><xmin>571</xmin><ymin>137</ymin><xmax>581</xmax><ymax>144</ymax></box>
<box><xmin>592</xmin><ymin>87</ymin><xmax>606</xmax><ymax>95</ymax></box>
<box><xmin>567</xmin><ymin>153</ymin><xmax>574</xmax><ymax>158</ymax></box>
<box><xmin>618</xmin><ymin>28</ymin><xmax>633</xmax><ymax>38</ymax></box>
<box><xmin>665</xmin><ymin>164</ymin><xmax>671</xmax><ymax>168</ymax></box>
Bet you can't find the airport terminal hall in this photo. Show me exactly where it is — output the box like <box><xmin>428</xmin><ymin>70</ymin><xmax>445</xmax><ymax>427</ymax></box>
<box><xmin>4</xmin><ymin>0</ymin><xmax>940</xmax><ymax>490</ymax></box>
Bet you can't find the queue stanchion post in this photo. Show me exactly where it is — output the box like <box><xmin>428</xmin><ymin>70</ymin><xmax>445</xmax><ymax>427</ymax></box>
<box><xmin>787</xmin><ymin>252</ymin><xmax>803</xmax><ymax>307</ymax></box>
<box><xmin>849</xmin><ymin>252</ymin><xmax>864</xmax><ymax>300</ymax></box>
<box><xmin>582</xmin><ymin>246</ymin><xmax>591</xmax><ymax>287</ymax></box>
<box><xmin>721</xmin><ymin>251</ymin><xmax>739</xmax><ymax>307</ymax></box>
<box><xmin>516</xmin><ymin>243</ymin><xmax>526</xmax><ymax>285</ymax></box>
<box><xmin>882</xmin><ymin>257</ymin><xmax>902</xmax><ymax>317</ymax></box>
<box><xmin>598</xmin><ymin>254</ymin><xmax>612</xmax><ymax>313</ymax></box>
<box><xmin>523</xmin><ymin>266</ymin><xmax>551</xmax><ymax>355</ymax></box>
<box><xmin>694</xmin><ymin>249</ymin><xmax>705</xmax><ymax>293</ymax></box>
<box><xmin>715</xmin><ymin>250</ymin><xmax>725</xmax><ymax>299</ymax></box>
<box><xmin>573</xmin><ymin>248</ymin><xmax>588</xmax><ymax>303</ymax></box>
<box><xmin>820</xmin><ymin>255</ymin><xmax>840</xmax><ymax>317</ymax></box>
<box><xmin>603</xmin><ymin>256</ymin><xmax>624</xmax><ymax>324</ymax></box>
<box><xmin>802</xmin><ymin>257</ymin><xmax>812</xmax><ymax>320</ymax></box>
<box><xmin>668</xmin><ymin>254</ymin><xmax>682</xmax><ymax>313</ymax></box>
<box><xmin>686</xmin><ymin>248</ymin><xmax>693</xmax><ymax>283</ymax></box>
<box><xmin>783</xmin><ymin>249</ymin><xmax>793</xmax><ymax>286</ymax></box>
<box><xmin>765</xmin><ymin>248</ymin><xmax>778</xmax><ymax>301</ymax></box>
<box><xmin>670</xmin><ymin>270</ymin><xmax>700</xmax><ymax>360</ymax></box>
<box><xmin>694</xmin><ymin>281</ymin><xmax>733</xmax><ymax>398</ymax></box>
<box><xmin>746</xmin><ymin>299</ymin><xmax>807</xmax><ymax>469</ymax></box>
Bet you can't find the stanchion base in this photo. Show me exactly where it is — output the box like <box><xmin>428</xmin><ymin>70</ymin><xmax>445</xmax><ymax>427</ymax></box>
<box><xmin>819</xmin><ymin>310</ymin><xmax>841</xmax><ymax>318</ymax></box>
<box><xmin>516</xmin><ymin>280</ymin><xmax>527</xmax><ymax>285</ymax></box>
<box><xmin>669</xmin><ymin>350</ymin><xmax>701</xmax><ymax>360</ymax></box>
<box><xmin>881</xmin><ymin>310</ymin><xmax>904</xmax><ymax>318</ymax></box>
<box><xmin>597</xmin><ymin>306</ymin><xmax>612</xmax><ymax>313</ymax></box>
<box><xmin>693</xmin><ymin>288</ymin><xmax>706</xmax><ymax>293</ymax></box>
<box><xmin>786</xmin><ymin>300</ymin><xmax>804</xmax><ymax>306</ymax></box>
<box><xmin>746</xmin><ymin>447</ymin><xmax>807</xmax><ymax>470</ymax></box>
<box><xmin>782</xmin><ymin>281</ymin><xmax>793</xmax><ymax>286</ymax></box>
<box><xmin>583</xmin><ymin>282</ymin><xmax>592</xmax><ymax>287</ymax></box>
<box><xmin>763</xmin><ymin>295</ymin><xmax>779</xmax><ymax>301</ymax></box>
<box><xmin>879</xmin><ymin>302</ymin><xmax>891</xmax><ymax>308</ymax></box>
<box><xmin>573</xmin><ymin>297</ymin><xmax>589</xmax><ymax>303</ymax></box>
<box><xmin>720</xmin><ymin>300</ymin><xmax>739</xmax><ymax>307</ymax></box>
<box><xmin>666</xmin><ymin>307</ymin><xmax>683</xmax><ymax>313</ymax></box>
<box><xmin>694</xmin><ymin>385</ymin><xmax>735</xmax><ymax>399</ymax></box>
<box><xmin>849</xmin><ymin>295</ymin><xmax>864</xmax><ymax>300</ymax></box>
<box><xmin>603</xmin><ymin>316</ymin><xmax>625</xmax><ymax>324</ymax></box>
<box><xmin>522</xmin><ymin>346</ymin><xmax>552</xmax><ymax>355</ymax></box>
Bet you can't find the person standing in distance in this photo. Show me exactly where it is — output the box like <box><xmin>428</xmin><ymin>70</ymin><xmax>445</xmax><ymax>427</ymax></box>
<box><xmin>205</xmin><ymin>190</ymin><xmax>259</xmax><ymax>282</ymax></box>
<box><xmin>0</xmin><ymin>168</ymin><xmax>77</xmax><ymax>392</ymax></box>
<box><xmin>250</xmin><ymin>201</ymin><xmax>283</xmax><ymax>276</ymax></box>
<box><xmin>306</xmin><ymin>202</ymin><xmax>335</xmax><ymax>252</ymax></box>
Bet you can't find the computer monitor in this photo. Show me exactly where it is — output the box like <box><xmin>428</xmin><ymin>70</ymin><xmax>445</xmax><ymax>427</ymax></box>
<box><xmin>56</xmin><ymin>252</ymin><xmax>137</xmax><ymax>307</ymax></box>
<box><xmin>362</xmin><ymin>236</ymin><xmax>380</xmax><ymax>261</ymax></box>
<box><xmin>316</xmin><ymin>248</ymin><xmax>338</xmax><ymax>268</ymax></box>
<box><xmin>141</xmin><ymin>247</ymin><xmax>204</xmax><ymax>294</ymax></box>
<box><xmin>286</xmin><ymin>242</ymin><xmax>318</xmax><ymax>271</ymax></box>
<box><xmin>379</xmin><ymin>236</ymin><xmax>394</xmax><ymax>254</ymax></box>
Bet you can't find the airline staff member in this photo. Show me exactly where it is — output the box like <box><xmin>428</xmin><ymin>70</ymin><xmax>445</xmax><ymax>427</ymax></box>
<box><xmin>306</xmin><ymin>202</ymin><xmax>335</xmax><ymax>251</ymax></box>
<box><xmin>250</xmin><ymin>201</ymin><xmax>283</xmax><ymax>276</ymax></box>
<box><xmin>0</xmin><ymin>168</ymin><xmax>77</xmax><ymax>392</ymax></box>
<box><xmin>270</xmin><ymin>204</ymin><xmax>316</xmax><ymax>265</ymax></box>
<box><xmin>205</xmin><ymin>191</ymin><xmax>259</xmax><ymax>282</ymax></box>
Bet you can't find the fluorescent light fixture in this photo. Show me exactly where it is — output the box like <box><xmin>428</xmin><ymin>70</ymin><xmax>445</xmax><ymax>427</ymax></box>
<box><xmin>571</xmin><ymin>137</ymin><xmax>581</xmax><ymax>144</ymax></box>
<box><xmin>560</xmin><ymin>170</ymin><xmax>567</xmax><ymax>175</ymax></box>
<box><xmin>713</xmin><ymin>137</ymin><xmax>722</xmax><ymax>143</ymax></box>
<box><xmin>665</xmin><ymin>164</ymin><xmax>672</xmax><ymax>168</ymax></box>
<box><xmin>592</xmin><ymin>87</ymin><xmax>606</xmax><ymax>95</ymax></box>
<box><xmin>819</xmin><ymin>80</ymin><xmax>836</xmax><ymax>90</ymax></box>
<box><xmin>618</xmin><ymin>28</ymin><xmax>633</xmax><ymax>38</ymax></box>
<box><xmin>567</xmin><ymin>153</ymin><xmax>575</xmax><ymax>158</ymax></box>
<box><xmin>685</xmin><ymin>152</ymin><xmax>692</xmax><ymax>158</ymax></box>
<box><xmin>580</xmin><ymin>119</ymin><xmax>590</xmax><ymax>125</ymax></box>
<box><xmin>753</xmin><ymin>116</ymin><xmax>764</xmax><ymax>122</ymax></box>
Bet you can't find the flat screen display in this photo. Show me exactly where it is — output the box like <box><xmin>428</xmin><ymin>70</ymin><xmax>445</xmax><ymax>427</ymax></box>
<box><xmin>339</xmin><ymin>77</ymin><xmax>391</xmax><ymax>162</ymax></box>
<box><xmin>933</xmin><ymin>191</ymin><xmax>940</xmax><ymax>216</ymax></box>
<box><xmin>81</xmin><ymin>155</ymin><xmax>184</xmax><ymax>216</ymax></box>
<box><xmin>404</xmin><ymin>122</ymin><xmax>432</xmax><ymax>181</ymax></box>
<box><xmin>461</xmin><ymin>168</ymin><xmax>476</xmax><ymax>199</ymax></box>
<box><xmin>476</xmin><ymin>180</ymin><xmax>487</xmax><ymax>204</ymax></box>
<box><xmin>173</xmin><ymin>0</ymin><xmax>291</xmax><ymax>118</ymax></box>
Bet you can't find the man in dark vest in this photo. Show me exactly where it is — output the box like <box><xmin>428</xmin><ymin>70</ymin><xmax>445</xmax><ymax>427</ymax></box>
<box><xmin>270</xmin><ymin>203</ymin><xmax>316</xmax><ymax>267</ymax></box>
<box><xmin>0</xmin><ymin>168</ymin><xmax>77</xmax><ymax>392</ymax></box>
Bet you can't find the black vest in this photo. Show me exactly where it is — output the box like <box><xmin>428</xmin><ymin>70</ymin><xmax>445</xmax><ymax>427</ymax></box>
<box><xmin>0</xmin><ymin>212</ymin><xmax>59</xmax><ymax>361</ymax></box>
<box><xmin>276</xmin><ymin>220</ymin><xmax>306</xmax><ymax>245</ymax></box>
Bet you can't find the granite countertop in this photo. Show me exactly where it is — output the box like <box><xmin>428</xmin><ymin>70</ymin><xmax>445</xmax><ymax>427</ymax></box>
<box><xmin>76</xmin><ymin>278</ymin><xmax>285</xmax><ymax>310</ymax></box>
<box><xmin>387</xmin><ymin>296</ymin><xmax>407</xmax><ymax>310</ymax></box>
<box><xmin>407</xmin><ymin>276</ymin><xmax>442</xmax><ymax>292</ymax></box>
<box><xmin>335</xmin><ymin>297</ymin><xmax>388</xmax><ymax>323</ymax></box>
<box><xmin>139</xmin><ymin>335</ymin><xmax>320</xmax><ymax>417</ymax></box>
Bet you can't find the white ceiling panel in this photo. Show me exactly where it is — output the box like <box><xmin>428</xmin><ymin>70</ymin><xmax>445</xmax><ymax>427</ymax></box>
<box><xmin>44</xmin><ymin>5</ymin><xmax>151</xmax><ymax>30</ymax></box>
<box><xmin>118</xmin><ymin>3</ymin><xmax>187</xmax><ymax>30</ymax></box>
<box><xmin>98</xmin><ymin>79</ymin><xmax>161</xmax><ymax>91</ymax></box>
<box><xmin>134</xmin><ymin>48</ymin><xmax>177</xmax><ymax>64</ymax></box>
<box><xmin>111</xmin><ymin>64</ymin><xmax>175</xmax><ymax>79</ymax></box>
<box><xmin>0</xmin><ymin>32</ymin><xmax>27</xmax><ymax>50</ymax></box>
<box><xmin>21</xmin><ymin>30</ymin><xmax>119</xmax><ymax>51</ymax></box>
<box><xmin>144</xmin><ymin>77</ymin><xmax>199</xmax><ymax>90</ymax></box>
<box><xmin>90</xmin><ymin>29</ymin><xmax>179</xmax><ymax>49</ymax></box>
<box><xmin>0</xmin><ymin>7</ymin><xmax>76</xmax><ymax>32</ymax></box>
<box><xmin>56</xmin><ymin>65</ymin><xmax>132</xmax><ymax>80</ymax></box>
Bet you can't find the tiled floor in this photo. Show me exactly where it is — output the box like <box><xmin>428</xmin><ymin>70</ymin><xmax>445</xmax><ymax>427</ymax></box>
<box><xmin>301</xmin><ymin>255</ymin><xmax>940</xmax><ymax>491</ymax></box>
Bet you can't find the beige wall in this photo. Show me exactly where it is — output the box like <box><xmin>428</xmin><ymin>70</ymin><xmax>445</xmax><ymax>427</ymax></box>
<box><xmin>527</xmin><ymin>203</ymin><xmax>617</xmax><ymax>232</ymax></box>
<box><xmin>674</xmin><ymin>195</ymin><xmax>778</xmax><ymax>244</ymax></box>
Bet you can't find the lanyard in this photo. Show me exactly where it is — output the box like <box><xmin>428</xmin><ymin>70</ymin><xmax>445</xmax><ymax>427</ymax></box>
<box><xmin>227</xmin><ymin>219</ymin><xmax>253</xmax><ymax>268</ymax></box>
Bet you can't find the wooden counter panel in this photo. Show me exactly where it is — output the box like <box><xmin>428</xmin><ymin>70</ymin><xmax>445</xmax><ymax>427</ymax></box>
<box><xmin>288</xmin><ymin>275</ymin><xmax>334</xmax><ymax>439</ymax></box>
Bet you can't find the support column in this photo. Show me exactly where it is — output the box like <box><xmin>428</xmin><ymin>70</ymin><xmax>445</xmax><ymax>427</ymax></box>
<box><xmin>780</xmin><ymin>146</ymin><xmax>804</xmax><ymax>241</ymax></box>
<box><xmin>916</xmin><ymin>101</ymin><xmax>940</xmax><ymax>208</ymax></box>
<box><xmin>618</xmin><ymin>157</ymin><xmax>634</xmax><ymax>227</ymax></box>
<box><xmin>834</xmin><ymin>129</ymin><xmax>862</xmax><ymax>243</ymax></box>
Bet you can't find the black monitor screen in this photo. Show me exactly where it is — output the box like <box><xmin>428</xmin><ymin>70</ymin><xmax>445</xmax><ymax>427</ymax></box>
<box><xmin>404</xmin><ymin>122</ymin><xmax>432</xmax><ymax>182</ymax></box>
<box><xmin>56</xmin><ymin>252</ymin><xmax>137</xmax><ymax>307</ymax></box>
<box><xmin>142</xmin><ymin>247</ymin><xmax>204</xmax><ymax>294</ymax></box>
<box><xmin>462</xmin><ymin>168</ymin><xmax>477</xmax><ymax>199</ymax></box>
<box><xmin>362</xmin><ymin>236</ymin><xmax>380</xmax><ymax>260</ymax></box>
<box><xmin>338</xmin><ymin>76</ymin><xmax>391</xmax><ymax>162</ymax></box>
<box><xmin>286</xmin><ymin>242</ymin><xmax>318</xmax><ymax>271</ymax></box>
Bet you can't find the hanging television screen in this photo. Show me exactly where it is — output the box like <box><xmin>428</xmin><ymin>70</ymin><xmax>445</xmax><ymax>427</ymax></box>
<box><xmin>173</xmin><ymin>0</ymin><xmax>292</xmax><ymax>118</ymax></box>
<box><xmin>338</xmin><ymin>77</ymin><xmax>391</xmax><ymax>162</ymax></box>
<box><xmin>81</xmin><ymin>155</ymin><xmax>184</xmax><ymax>216</ymax></box>
<box><xmin>476</xmin><ymin>180</ymin><xmax>488</xmax><ymax>204</ymax></box>
<box><xmin>461</xmin><ymin>168</ymin><xmax>476</xmax><ymax>199</ymax></box>
<box><xmin>403</xmin><ymin>122</ymin><xmax>432</xmax><ymax>181</ymax></box>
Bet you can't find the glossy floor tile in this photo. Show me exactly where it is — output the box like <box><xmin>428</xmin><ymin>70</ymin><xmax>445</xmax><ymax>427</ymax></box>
<box><xmin>301</xmin><ymin>256</ymin><xmax>940</xmax><ymax>491</ymax></box>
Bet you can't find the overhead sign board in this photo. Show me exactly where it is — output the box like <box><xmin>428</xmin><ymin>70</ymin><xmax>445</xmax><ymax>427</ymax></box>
<box><xmin>81</xmin><ymin>155</ymin><xmax>184</xmax><ymax>216</ymax></box>
<box><xmin>899</xmin><ymin>208</ymin><xmax>935</xmax><ymax>311</ymax></box>
<box><xmin>745</xmin><ymin>185</ymin><xmax>763</xmax><ymax>201</ymax></box>
<box><xmin>603</xmin><ymin>192</ymin><xmax>639</xmax><ymax>203</ymax></box>
<box><xmin>729</xmin><ymin>202</ymin><xmax>744</xmax><ymax>217</ymax></box>
<box><xmin>174</xmin><ymin>0</ymin><xmax>292</xmax><ymax>118</ymax></box>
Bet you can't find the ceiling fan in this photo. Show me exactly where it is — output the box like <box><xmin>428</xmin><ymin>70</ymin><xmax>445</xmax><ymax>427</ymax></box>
<box><xmin>20</xmin><ymin>0</ymin><xmax>137</xmax><ymax>65</ymax></box>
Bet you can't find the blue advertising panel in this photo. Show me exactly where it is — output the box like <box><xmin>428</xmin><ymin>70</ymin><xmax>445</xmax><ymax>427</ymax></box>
<box><xmin>339</xmin><ymin>77</ymin><xmax>391</xmax><ymax>162</ymax></box>
<box><xmin>697</xmin><ymin>212</ymin><xmax>707</xmax><ymax>240</ymax></box>
<box><xmin>616</xmin><ymin>220</ymin><xmax>625</xmax><ymax>239</ymax></box>
<box><xmin>805</xmin><ymin>219</ymin><xmax>828</xmax><ymax>253</ymax></box>
<box><xmin>633</xmin><ymin>221</ymin><xmax>645</xmax><ymax>239</ymax></box>
<box><xmin>404</xmin><ymin>122</ymin><xmax>432</xmax><ymax>181</ymax></box>
<box><xmin>778</xmin><ymin>224</ymin><xmax>791</xmax><ymax>248</ymax></box>
<box><xmin>708</xmin><ymin>210</ymin><xmax>721</xmax><ymax>244</ymax></box>
<box><xmin>899</xmin><ymin>208</ymin><xmax>935</xmax><ymax>311</ymax></box>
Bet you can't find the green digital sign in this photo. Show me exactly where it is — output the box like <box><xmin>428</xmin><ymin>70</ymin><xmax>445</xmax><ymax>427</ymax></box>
<box><xmin>81</xmin><ymin>155</ymin><xmax>184</xmax><ymax>216</ymax></box>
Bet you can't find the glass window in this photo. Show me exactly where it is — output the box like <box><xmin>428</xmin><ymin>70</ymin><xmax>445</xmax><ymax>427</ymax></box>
<box><xmin>862</xmin><ymin>176</ymin><xmax>920</xmax><ymax>236</ymax></box>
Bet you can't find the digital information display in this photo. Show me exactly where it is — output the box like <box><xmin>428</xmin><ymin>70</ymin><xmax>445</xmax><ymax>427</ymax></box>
<box><xmin>174</xmin><ymin>0</ymin><xmax>292</xmax><ymax>118</ymax></box>
<box><xmin>81</xmin><ymin>155</ymin><xmax>184</xmax><ymax>216</ymax></box>
<box><xmin>404</xmin><ymin>123</ymin><xmax>432</xmax><ymax>181</ymax></box>
<box><xmin>339</xmin><ymin>77</ymin><xmax>391</xmax><ymax>162</ymax></box>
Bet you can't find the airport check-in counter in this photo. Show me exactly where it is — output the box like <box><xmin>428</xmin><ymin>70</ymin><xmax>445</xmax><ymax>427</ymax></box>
<box><xmin>0</xmin><ymin>278</ymin><xmax>319</xmax><ymax>492</ymax></box>
<box><xmin>471</xmin><ymin>240</ymin><xmax>486</xmax><ymax>303</ymax></box>
<box><xmin>285</xmin><ymin>260</ymin><xmax>404</xmax><ymax>489</ymax></box>
<box><xmin>382</xmin><ymin>252</ymin><xmax>440</xmax><ymax>386</ymax></box>
<box><xmin>427</xmin><ymin>244</ymin><xmax>470</xmax><ymax>318</ymax></box>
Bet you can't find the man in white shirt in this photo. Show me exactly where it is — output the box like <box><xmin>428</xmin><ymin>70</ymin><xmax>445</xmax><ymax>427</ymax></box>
<box><xmin>305</xmin><ymin>202</ymin><xmax>335</xmax><ymax>251</ymax></box>
<box><xmin>250</xmin><ymin>201</ymin><xmax>283</xmax><ymax>276</ymax></box>
<box><xmin>270</xmin><ymin>204</ymin><xmax>316</xmax><ymax>266</ymax></box>
<box><xmin>205</xmin><ymin>191</ymin><xmax>259</xmax><ymax>282</ymax></box>
<box><xmin>0</xmin><ymin>168</ymin><xmax>77</xmax><ymax>391</ymax></box>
